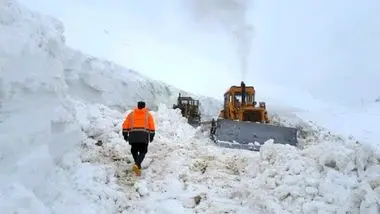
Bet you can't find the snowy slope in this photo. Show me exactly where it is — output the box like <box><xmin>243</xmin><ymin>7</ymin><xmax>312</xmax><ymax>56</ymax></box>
<box><xmin>1</xmin><ymin>0</ymin><xmax>222</xmax><ymax>116</ymax></box>
<box><xmin>1</xmin><ymin>0</ymin><xmax>380</xmax><ymax>214</ymax></box>
<box><xmin>297</xmin><ymin>102</ymin><xmax>380</xmax><ymax>154</ymax></box>
<box><xmin>62</xmin><ymin>48</ymin><xmax>222</xmax><ymax>119</ymax></box>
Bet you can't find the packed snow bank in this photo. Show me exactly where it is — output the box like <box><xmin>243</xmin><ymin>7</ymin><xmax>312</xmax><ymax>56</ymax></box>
<box><xmin>0</xmin><ymin>0</ymin><xmax>219</xmax><ymax>213</ymax></box>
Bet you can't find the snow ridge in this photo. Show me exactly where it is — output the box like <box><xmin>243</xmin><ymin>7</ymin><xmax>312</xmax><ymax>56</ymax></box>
<box><xmin>0</xmin><ymin>0</ymin><xmax>218</xmax><ymax>213</ymax></box>
<box><xmin>62</xmin><ymin>48</ymin><xmax>222</xmax><ymax>118</ymax></box>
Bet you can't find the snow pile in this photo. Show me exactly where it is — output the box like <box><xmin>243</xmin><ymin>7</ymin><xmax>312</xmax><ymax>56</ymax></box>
<box><xmin>0</xmin><ymin>0</ymin><xmax>218</xmax><ymax>213</ymax></box>
<box><xmin>244</xmin><ymin>141</ymin><xmax>380</xmax><ymax>213</ymax></box>
<box><xmin>269</xmin><ymin>112</ymin><xmax>344</xmax><ymax>148</ymax></box>
<box><xmin>79</xmin><ymin>102</ymin><xmax>380</xmax><ymax>213</ymax></box>
<box><xmin>0</xmin><ymin>2</ymin><xmax>92</xmax><ymax>212</ymax></box>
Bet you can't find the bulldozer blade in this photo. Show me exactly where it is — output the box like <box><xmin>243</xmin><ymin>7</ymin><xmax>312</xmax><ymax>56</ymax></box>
<box><xmin>214</xmin><ymin>141</ymin><xmax>262</xmax><ymax>151</ymax></box>
<box><xmin>188</xmin><ymin>122</ymin><xmax>200</xmax><ymax>128</ymax></box>
<box><xmin>211</xmin><ymin>119</ymin><xmax>298</xmax><ymax>150</ymax></box>
<box><xmin>187</xmin><ymin>118</ymin><xmax>201</xmax><ymax>127</ymax></box>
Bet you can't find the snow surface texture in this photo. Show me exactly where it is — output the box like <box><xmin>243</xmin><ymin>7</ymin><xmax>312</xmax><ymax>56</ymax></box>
<box><xmin>1</xmin><ymin>0</ymin><xmax>380</xmax><ymax>213</ymax></box>
<box><xmin>76</xmin><ymin>104</ymin><xmax>380</xmax><ymax>214</ymax></box>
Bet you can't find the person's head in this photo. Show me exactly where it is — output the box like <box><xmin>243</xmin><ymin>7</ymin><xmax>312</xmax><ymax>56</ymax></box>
<box><xmin>137</xmin><ymin>101</ymin><xmax>146</xmax><ymax>109</ymax></box>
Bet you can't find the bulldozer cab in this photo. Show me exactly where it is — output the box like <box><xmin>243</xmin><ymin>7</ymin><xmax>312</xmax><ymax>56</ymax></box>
<box><xmin>173</xmin><ymin>93</ymin><xmax>201</xmax><ymax>126</ymax></box>
<box><xmin>177</xmin><ymin>96</ymin><xmax>199</xmax><ymax>114</ymax></box>
<box><xmin>221</xmin><ymin>81</ymin><xmax>269</xmax><ymax>123</ymax></box>
<box><xmin>225</xmin><ymin>91</ymin><xmax>254</xmax><ymax>108</ymax></box>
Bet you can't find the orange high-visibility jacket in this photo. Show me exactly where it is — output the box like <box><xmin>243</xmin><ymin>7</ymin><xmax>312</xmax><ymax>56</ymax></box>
<box><xmin>122</xmin><ymin>107</ymin><xmax>155</xmax><ymax>143</ymax></box>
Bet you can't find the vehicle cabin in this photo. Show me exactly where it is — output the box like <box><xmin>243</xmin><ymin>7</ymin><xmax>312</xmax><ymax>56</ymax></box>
<box><xmin>223</xmin><ymin>81</ymin><xmax>263</xmax><ymax>108</ymax></box>
<box><xmin>175</xmin><ymin>93</ymin><xmax>200</xmax><ymax>116</ymax></box>
<box><xmin>178</xmin><ymin>95</ymin><xmax>199</xmax><ymax>107</ymax></box>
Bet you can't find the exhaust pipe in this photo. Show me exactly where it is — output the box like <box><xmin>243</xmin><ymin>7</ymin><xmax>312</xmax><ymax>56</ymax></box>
<box><xmin>241</xmin><ymin>81</ymin><xmax>246</xmax><ymax>105</ymax></box>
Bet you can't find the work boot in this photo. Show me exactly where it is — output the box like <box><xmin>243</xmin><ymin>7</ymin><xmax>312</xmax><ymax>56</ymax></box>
<box><xmin>132</xmin><ymin>164</ymin><xmax>141</xmax><ymax>176</ymax></box>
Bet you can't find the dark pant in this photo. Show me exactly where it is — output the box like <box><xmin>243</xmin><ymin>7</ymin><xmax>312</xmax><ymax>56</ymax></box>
<box><xmin>130</xmin><ymin>143</ymin><xmax>148</xmax><ymax>169</ymax></box>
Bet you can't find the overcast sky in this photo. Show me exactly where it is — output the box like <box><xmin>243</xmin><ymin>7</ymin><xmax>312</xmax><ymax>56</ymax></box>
<box><xmin>19</xmin><ymin>0</ymin><xmax>380</xmax><ymax>107</ymax></box>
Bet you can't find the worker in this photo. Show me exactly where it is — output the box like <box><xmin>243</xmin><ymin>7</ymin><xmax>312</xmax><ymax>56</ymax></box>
<box><xmin>122</xmin><ymin>101</ymin><xmax>156</xmax><ymax>176</ymax></box>
<box><xmin>210</xmin><ymin>118</ymin><xmax>216</xmax><ymax>136</ymax></box>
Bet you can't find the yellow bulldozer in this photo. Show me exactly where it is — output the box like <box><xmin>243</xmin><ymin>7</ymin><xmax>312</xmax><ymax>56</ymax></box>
<box><xmin>209</xmin><ymin>81</ymin><xmax>298</xmax><ymax>151</ymax></box>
